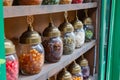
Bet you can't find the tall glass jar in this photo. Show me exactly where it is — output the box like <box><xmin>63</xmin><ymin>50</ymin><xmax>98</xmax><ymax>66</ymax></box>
<box><xmin>57</xmin><ymin>68</ymin><xmax>73</xmax><ymax>80</ymax></box>
<box><xmin>59</xmin><ymin>12</ymin><xmax>75</xmax><ymax>55</ymax></box>
<box><xmin>42</xmin><ymin>0</ymin><xmax>60</xmax><ymax>5</ymax></box>
<box><xmin>73</xmin><ymin>15</ymin><xmax>85</xmax><ymax>48</ymax></box>
<box><xmin>69</xmin><ymin>61</ymin><xmax>83</xmax><ymax>80</ymax></box>
<box><xmin>84</xmin><ymin>17</ymin><xmax>94</xmax><ymax>42</ymax></box>
<box><xmin>60</xmin><ymin>0</ymin><xmax>72</xmax><ymax>4</ymax></box>
<box><xmin>80</xmin><ymin>58</ymin><xmax>90</xmax><ymax>80</ymax></box>
<box><xmin>19</xmin><ymin>26</ymin><xmax>44</xmax><ymax>75</ymax></box>
<box><xmin>43</xmin><ymin>23</ymin><xmax>63</xmax><ymax>63</ymax></box>
<box><xmin>5</xmin><ymin>38</ymin><xmax>19</xmax><ymax>80</ymax></box>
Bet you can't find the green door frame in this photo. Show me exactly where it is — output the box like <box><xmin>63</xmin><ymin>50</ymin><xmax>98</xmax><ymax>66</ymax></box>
<box><xmin>0</xmin><ymin>1</ymin><xmax>6</xmax><ymax>80</ymax></box>
<box><xmin>106</xmin><ymin>0</ymin><xmax>120</xmax><ymax>80</ymax></box>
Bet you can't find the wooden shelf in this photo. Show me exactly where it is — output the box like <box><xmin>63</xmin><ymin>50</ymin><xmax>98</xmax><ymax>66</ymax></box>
<box><xmin>19</xmin><ymin>40</ymin><xmax>96</xmax><ymax>80</ymax></box>
<box><xmin>4</xmin><ymin>2</ymin><xmax>97</xmax><ymax>18</ymax></box>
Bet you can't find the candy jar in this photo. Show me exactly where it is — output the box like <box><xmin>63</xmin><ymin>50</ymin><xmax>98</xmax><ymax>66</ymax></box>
<box><xmin>72</xmin><ymin>0</ymin><xmax>83</xmax><ymax>4</ymax></box>
<box><xmin>57</xmin><ymin>68</ymin><xmax>73</xmax><ymax>80</ymax></box>
<box><xmin>69</xmin><ymin>61</ymin><xmax>83</xmax><ymax>80</ymax></box>
<box><xmin>80</xmin><ymin>56</ymin><xmax>90</xmax><ymax>80</ymax></box>
<box><xmin>42</xmin><ymin>0</ymin><xmax>60</xmax><ymax>5</ymax></box>
<box><xmin>42</xmin><ymin>16</ymin><xmax>63</xmax><ymax>63</ymax></box>
<box><xmin>84</xmin><ymin>10</ymin><xmax>94</xmax><ymax>42</ymax></box>
<box><xmin>19</xmin><ymin>0</ymin><xmax>43</xmax><ymax>5</ymax></box>
<box><xmin>5</xmin><ymin>38</ymin><xmax>19</xmax><ymax>80</ymax></box>
<box><xmin>60</xmin><ymin>0</ymin><xmax>72</xmax><ymax>4</ymax></box>
<box><xmin>19</xmin><ymin>16</ymin><xmax>44</xmax><ymax>75</ymax></box>
<box><xmin>3</xmin><ymin>0</ymin><xmax>13</xmax><ymax>6</ymax></box>
<box><xmin>59</xmin><ymin>11</ymin><xmax>75</xmax><ymax>55</ymax></box>
<box><xmin>73</xmin><ymin>11</ymin><xmax>85</xmax><ymax>48</ymax></box>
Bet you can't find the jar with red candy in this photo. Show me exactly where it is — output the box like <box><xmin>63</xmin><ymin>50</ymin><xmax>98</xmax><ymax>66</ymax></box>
<box><xmin>72</xmin><ymin>0</ymin><xmax>83</xmax><ymax>4</ymax></box>
<box><xmin>5</xmin><ymin>38</ymin><xmax>19</xmax><ymax>80</ymax></box>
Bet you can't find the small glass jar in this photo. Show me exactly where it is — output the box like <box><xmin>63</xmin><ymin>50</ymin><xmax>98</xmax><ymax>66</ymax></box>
<box><xmin>59</xmin><ymin>14</ymin><xmax>75</xmax><ymax>55</ymax></box>
<box><xmin>5</xmin><ymin>38</ymin><xmax>19</xmax><ymax>80</ymax></box>
<box><xmin>57</xmin><ymin>68</ymin><xmax>73</xmax><ymax>80</ymax></box>
<box><xmin>69</xmin><ymin>61</ymin><xmax>83</xmax><ymax>80</ymax></box>
<box><xmin>60</xmin><ymin>0</ymin><xmax>72</xmax><ymax>4</ymax></box>
<box><xmin>80</xmin><ymin>58</ymin><xmax>90</xmax><ymax>80</ymax></box>
<box><xmin>3</xmin><ymin>0</ymin><xmax>13</xmax><ymax>6</ymax></box>
<box><xmin>19</xmin><ymin>0</ymin><xmax>43</xmax><ymax>5</ymax></box>
<box><xmin>84</xmin><ymin>17</ymin><xmax>94</xmax><ymax>42</ymax></box>
<box><xmin>19</xmin><ymin>26</ymin><xmax>44</xmax><ymax>75</ymax></box>
<box><xmin>43</xmin><ymin>23</ymin><xmax>63</xmax><ymax>63</ymax></box>
<box><xmin>72</xmin><ymin>0</ymin><xmax>83</xmax><ymax>4</ymax></box>
<box><xmin>42</xmin><ymin>0</ymin><xmax>60</xmax><ymax>5</ymax></box>
<box><xmin>73</xmin><ymin>16</ymin><xmax>85</xmax><ymax>48</ymax></box>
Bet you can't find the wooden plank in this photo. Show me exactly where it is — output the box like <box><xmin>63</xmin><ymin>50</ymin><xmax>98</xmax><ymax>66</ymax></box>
<box><xmin>4</xmin><ymin>2</ymin><xmax>97</xmax><ymax>18</ymax></box>
<box><xmin>19</xmin><ymin>40</ymin><xmax>96</xmax><ymax>80</ymax></box>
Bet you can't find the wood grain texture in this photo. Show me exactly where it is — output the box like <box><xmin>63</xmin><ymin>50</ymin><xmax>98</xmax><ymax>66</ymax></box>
<box><xmin>19</xmin><ymin>40</ymin><xmax>96</xmax><ymax>80</ymax></box>
<box><xmin>4</xmin><ymin>2</ymin><xmax>97</xmax><ymax>18</ymax></box>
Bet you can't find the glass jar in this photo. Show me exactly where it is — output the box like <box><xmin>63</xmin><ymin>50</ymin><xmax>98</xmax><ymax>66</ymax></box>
<box><xmin>43</xmin><ymin>23</ymin><xmax>63</xmax><ymax>63</ymax></box>
<box><xmin>3</xmin><ymin>0</ymin><xmax>13</xmax><ymax>6</ymax></box>
<box><xmin>57</xmin><ymin>68</ymin><xmax>73</xmax><ymax>80</ymax></box>
<box><xmin>84</xmin><ymin>17</ymin><xmax>94</xmax><ymax>42</ymax></box>
<box><xmin>73</xmin><ymin>16</ymin><xmax>85</xmax><ymax>48</ymax></box>
<box><xmin>80</xmin><ymin>58</ymin><xmax>90</xmax><ymax>80</ymax></box>
<box><xmin>69</xmin><ymin>61</ymin><xmax>83</xmax><ymax>80</ymax></box>
<box><xmin>19</xmin><ymin>0</ymin><xmax>43</xmax><ymax>5</ymax></box>
<box><xmin>60</xmin><ymin>0</ymin><xmax>72</xmax><ymax>4</ymax></box>
<box><xmin>19</xmin><ymin>26</ymin><xmax>44</xmax><ymax>75</ymax></box>
<box><xmin>5</xmin><ymin>38</ymin><xmax>19</xmax><ymax>80</ymax></box>
<box><xmin>72</xmin><ymin>0</ymin><xmax>83</xmax><ymax>4</ymax></box>
<box><xmin>59</xmin><ymin>13</ymin><xmax>75</xmax><ymax>55</ymax></box>
<box><xmin>42</xmin><ymin>0</ymin><xmax>60</xmax><ymax>5</ymax></box>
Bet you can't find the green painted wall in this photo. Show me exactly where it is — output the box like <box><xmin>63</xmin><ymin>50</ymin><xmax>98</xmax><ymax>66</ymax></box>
<box><xmin>0</xmin><ymin>0</ymin><xmax>6</xmax><ymax>80</ymax></box>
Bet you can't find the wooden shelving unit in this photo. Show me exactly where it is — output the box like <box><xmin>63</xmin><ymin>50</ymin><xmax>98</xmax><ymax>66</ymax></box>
<box><xmin>4</xmin><ymin>1</ymin><xmax>99</xmax><ymax>80</ymax></box>
<box><xmin>4</xmin><ymin>2</ymin><xmax>97</xmax><ymax>18</ymax></box>
<box><xmin>19</xmin><ymin>40</ymin><xmax>96</xmax><ymax>80</ymax></box>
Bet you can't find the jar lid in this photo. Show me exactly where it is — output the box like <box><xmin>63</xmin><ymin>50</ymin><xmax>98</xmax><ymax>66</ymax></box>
<box><xmin>43</xmin><ymin>23</ymin><xmax>61</xmax><ymax>37</ymax></box>
<box><xmin>19</xmin><ymin>25</ymin><xmax>41</xmax><ymax>44</ymax></box>
<box><xmin>73</xmin><ymin>16</ymin><xmax>83</xmax><ymax>29</ymax></box>
<box><xmin>58</xmin><ymin>68</ymin><xmax>72</xmax><ymax>80</ymax></box>
<box><xmin>70</xmin><ymin>61</ymin><xmax>81</xmax><ymax>74</ymax></box>
<box><xmin>80</xmin><ymin>58</ymin><xmax>89</xmax><ymax>66</ymax></box>
<box><xmin>84</xmin><ymin>17</ymin><xmax>92</xmax><ymax>25</ymax></box>
<box><xmin>5</xmin><ymin>38</ymin><xmax>16</xmax><ymax>55</ymax></box>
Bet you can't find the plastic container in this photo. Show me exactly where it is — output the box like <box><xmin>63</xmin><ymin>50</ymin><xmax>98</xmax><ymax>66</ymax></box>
<box><xmin>5</xmin><ymin>38</ymin><xmax>19</xmax><ymax>80</ymax></box>
<box><xmin>19</xmin><ymin>25</ymin><xmax>44</xmax><ymax>74</ymax></box>
<box><xmin>43</xmin><ymin>22</ymin><xmax>63</xmax><ymax>63</ymax></box>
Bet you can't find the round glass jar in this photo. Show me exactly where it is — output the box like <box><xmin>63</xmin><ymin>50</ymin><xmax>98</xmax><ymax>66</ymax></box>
<box><xmin>60</xmin><ymin>0</ymin><xmax>72</xmax><ymax>4</ymax></box>
<box><xmin>19</xmin><ymin>26</ymin><xmax>44</xmax><ymax>75</ymax></box>
<box><xmin>3</xmin><ymin>0</ymin><xmax>13</xmax><ymax>6</ymax></box>
<box><xmin>80</xmin><ymin>58</ymin><xmax>90</xmax><ymax>80</ymax></box>
<box><xmin>57</xmin><ymin>68</ymin><xmax>73</xmax><ymax>80</ymax></box>
<box><xmin>59</xmin><ymin>16</ymin><xmax>75</xmax><ymax>55</ymax></box>
<box><xmin>19</xmin><ymin>0</ymin><xmax>43</xmax><ymax>5</ymax></box>
<box><xmin>69</xmin><ymin>61</ymin><xmax>83</xmax><ymax>80</ymax></box>
<box><xmin>42</xmin><ymin>0</ymin><xmax>60</xmax><ymax>5</ymax></box>
<box><xmin>84</xmin><ymin>18</ymin><xmax>94</xmax><ymax>42</ymax></box>
<box><xmin>5</xmin><ymin>38</ymin><xmax>19</xmax><ymax>80</ymax></box>
<box><xmin>72</xmin><ymin>0</ymin><xmax>83</xmax><ymax>4</ymax></box>
<box><xmin>73</xmin><ymin>16</ymin><xmax>85</xmax><ymax>48</ymax></box>
<box><xmin>43</xmin><ymin>23</ymin><xmax>63</xmax><ymax>63</ymax></box>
